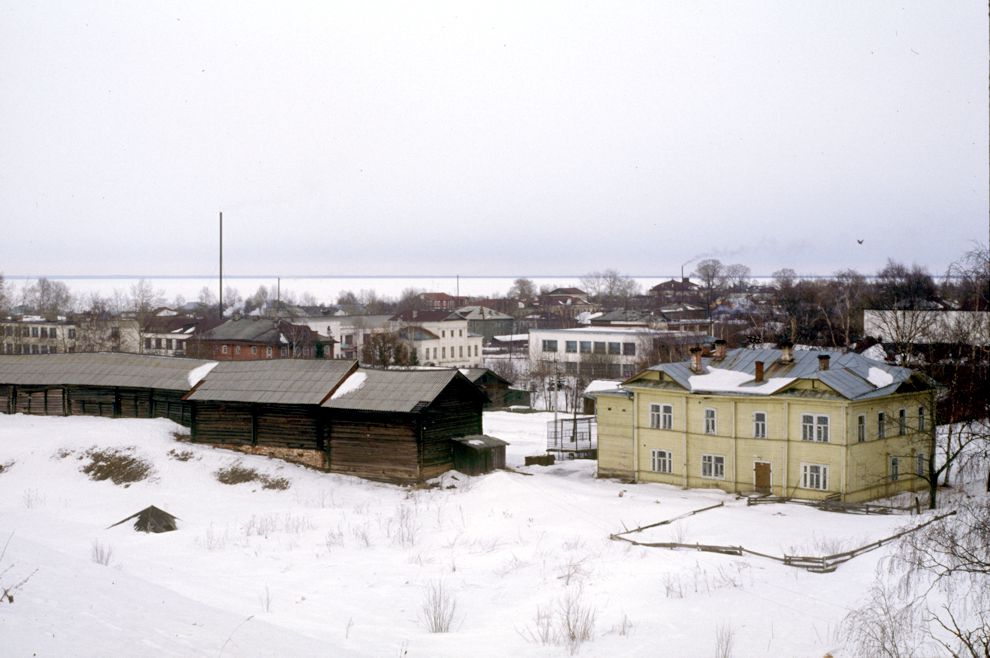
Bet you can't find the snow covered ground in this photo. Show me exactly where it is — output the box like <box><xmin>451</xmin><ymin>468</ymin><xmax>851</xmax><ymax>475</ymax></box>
<box><xmin>0</xmin><ymin>412</ymin><xmax>957</xmax><ymax>656</ymax></box>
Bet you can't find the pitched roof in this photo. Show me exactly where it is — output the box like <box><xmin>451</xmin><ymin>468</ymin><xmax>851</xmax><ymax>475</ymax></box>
<box><xmin>186</xmin><ymin>359</ymin><xmax>357</xmax><ymax>404</ymax></box>
<box><xmin>634</xmin><ymin>347</ymin><xmax>924</xmax><ymax>400</ymax></box>
<box><xmin>454</xmin><ymin>306</ymin><xmax>514</xmax><ymax>321</ymax></box>
<box><xmin>0</xmin><ymin>353</ymin><xmax>217</xmax><ymax>391</ymax></box>
<box><xmin>323</xmin><ymin>368</ymin><xmax>484</xmax><ymax>413</ymax></box>
<box><xmin>390</xmin><ymin>310</ymin><xmax>461</xmax><ymax>323</ymax></box>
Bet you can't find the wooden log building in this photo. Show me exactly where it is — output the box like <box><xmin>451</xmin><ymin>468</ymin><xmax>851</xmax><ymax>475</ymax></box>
<box><xmin>0</xmin><ymin>353</ymin><xmax>217</xmax><ymax>425</ymax></box>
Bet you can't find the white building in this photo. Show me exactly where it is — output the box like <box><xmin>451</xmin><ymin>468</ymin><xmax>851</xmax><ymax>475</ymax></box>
<box><xmin>528</xmin><ymin>326</ymin><xmax>710</xmax><ymax>378</ymax></box>
<box><xmin>390</xmin><ymin>310</ymin><xmax>483</xmax><ymax>367</ymax></box>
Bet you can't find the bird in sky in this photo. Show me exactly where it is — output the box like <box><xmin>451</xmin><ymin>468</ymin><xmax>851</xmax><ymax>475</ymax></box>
<box><xmin>857</xmin><ymin>239</ymin><xmax>864</xmax><ymax>244</ymax></box>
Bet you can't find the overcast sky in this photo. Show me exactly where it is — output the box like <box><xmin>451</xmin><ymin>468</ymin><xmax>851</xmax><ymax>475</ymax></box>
<box><xmin>1</xmin><ymin>1</ymin><xmax>987</xmax><ymax>280</ymax></box>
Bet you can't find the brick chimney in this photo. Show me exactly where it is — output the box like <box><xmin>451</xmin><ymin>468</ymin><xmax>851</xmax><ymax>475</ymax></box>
<box><xmin>818</xmin><ymin>354</ymin><xmax>830</xmax><ymax>371</ymax></box>
<box><xmin>755</xmin><ymin>360</ymin><xmax>765</xmax><ymax>382</ymax></box>
<box><xmin>714</xmin><ymin>339</ymin><xmax>727</xmax><ymax>360</ymax></box>
<box><xmin>779</xmin><ymin>340</ymin><xmax>794</xmax><ymax>364</ymax></box>
<box><xmin>689</xmin><ymin>346</ymin><xmax>703</xmax><ymax>373</ymax></box>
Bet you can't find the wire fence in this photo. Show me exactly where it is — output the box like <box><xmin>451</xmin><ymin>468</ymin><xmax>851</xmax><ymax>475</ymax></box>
<box><xmin>610</xmin><ymin>502</ymin><xmax>957</xmax><ymax>573</ymax></box>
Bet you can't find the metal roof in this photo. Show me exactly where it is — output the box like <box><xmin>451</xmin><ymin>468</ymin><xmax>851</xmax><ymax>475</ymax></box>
<box><xmin>452</xmin><ymin>435</ymin><xmax>510</xmax><ymax>450</ymax></box>
<box><xmin>323</xmin><ymin>368</ymin><xmax>482</xmax><ymax>413</ymax></box>
<box><xmin>640</xmin><ymin>347</ymin><xmax>920</xmax><ymax>400</ymax></box>
<box><xmin>0</xmin><ymin>353</ymin><xmax>217</xmax><ymax>391</ymax></box>
<box><xmin>186</xmin><ymin>359</ymin><xmax>358</xmax><ymax>404</ymax></box>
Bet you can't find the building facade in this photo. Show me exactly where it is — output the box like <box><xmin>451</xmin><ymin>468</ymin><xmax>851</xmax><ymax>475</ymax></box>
<box><xmin>595</xmin><ymin>344</ymin><xmax>935</xmax><ymax>503</ymax></box>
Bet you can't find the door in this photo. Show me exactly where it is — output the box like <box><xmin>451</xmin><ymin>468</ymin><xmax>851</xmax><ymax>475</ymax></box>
<box><xmin>754</xmin><ymin>461</ymin><xmax>772</xmax><ymax>494</ymax></box>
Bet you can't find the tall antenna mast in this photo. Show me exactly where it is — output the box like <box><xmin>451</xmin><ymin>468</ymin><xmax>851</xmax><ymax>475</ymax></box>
<box><xmin>219</xmin><ymin>211</ymin><xmax>223</xmax><ymax>319</ymax></box>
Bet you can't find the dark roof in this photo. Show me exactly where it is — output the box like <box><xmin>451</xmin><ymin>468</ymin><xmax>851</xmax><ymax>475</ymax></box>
<box><xmin>186</xmin><ymin>359</ymin><xmax>357</xmax><ymax>404</ymax></box>
<box><xmin>547</xmin><ymin>287</ymin><xmax>586</xmax><ymax>296</ymax></box>
<box><xmin>198</xmin><ymin>318</ymin><xmax>321</xmax><ymax>343</ymax></box>
<box><xmin>635</xmin><ymin>347</ymin><xmax>926</xmax><ymax>400</ymax></box>
<box><xmin>390</xmin><ymin>310</ymin><xmax>461</xmax><ymax>323</ymax></box>
<box><xmin>397</xmin><ymin>326</ymin><xmax>440</xmax><ymax>341</ymax></box>
<box><xmin>0</xmin><ymin>353</ymin><xmax>216</xmax><ymax>391</ymax></box>
<box><xmin>459</xmin><ymin>367</ymin><xmax>512</xmax><ymax>387</ymax></box>
<box><xmin>454</xmin><ymin>306</ymin><xmax>514</xmax><ymax>321</ymax></box>
<box><xmin>324</xmin><ymin>368</ymin><xmax>485</xmax><ymax>413</ymax></box>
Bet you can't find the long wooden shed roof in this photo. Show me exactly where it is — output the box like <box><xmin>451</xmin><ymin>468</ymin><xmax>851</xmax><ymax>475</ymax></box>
<box><xmin>0</xmin><ymin>353</ymin><xmax>218</xmax><ymax>391</ymax></box>
<box><xmin>185</xmin><ymin>359</ymin><xmax>358</xmax><ymax>405</ymax></box>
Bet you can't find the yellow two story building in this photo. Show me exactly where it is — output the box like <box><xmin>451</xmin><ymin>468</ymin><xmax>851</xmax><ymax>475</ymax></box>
<box><xmin>596</xmin><ymin>343</ymin><xmax>936</xmax><ymax>503</ymax></box>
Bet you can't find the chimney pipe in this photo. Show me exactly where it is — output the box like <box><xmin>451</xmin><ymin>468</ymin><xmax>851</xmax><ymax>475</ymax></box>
<box><xmin>689</xmin><ymin>346</ymin><xmax>703</xmax><ymax>373</ymax></box>
<box><xmin>755</xmin><ymin>360</ymin><xmax>764</xmax><ymax>382</ymax></box>
<box><xmin>779</xmin><ymin>340</ymin><xmax>794</xmax><ymax>364</ymax></box>
<box><xmin>714</xmin><ymin>339</ymin><xmax>727</xmax><ymax>360</ymax></box>
<box><xmin>818</xmin><ymin>354</ymin><xmax>830</xmax><ymax>371</ymax></box>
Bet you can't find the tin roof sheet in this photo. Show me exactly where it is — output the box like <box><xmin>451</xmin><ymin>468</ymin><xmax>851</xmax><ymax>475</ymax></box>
<box><xmin>186</xmin><ymin>359</ymin><xmax>357</xmax><ymax>404</ymax></box>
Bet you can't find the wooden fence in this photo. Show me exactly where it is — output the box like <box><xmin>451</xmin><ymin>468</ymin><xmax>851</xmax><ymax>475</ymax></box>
<box><xmin>611</xmin><ymin>504</ymin><xmax>957</xmax><ymax>573</ymax></box>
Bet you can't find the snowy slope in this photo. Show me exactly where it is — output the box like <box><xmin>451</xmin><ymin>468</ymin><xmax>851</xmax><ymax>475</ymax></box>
<box><xmin>0</xmin><ymin>413</ymin><xmax>954</xmax><ymax>656</ymax></box>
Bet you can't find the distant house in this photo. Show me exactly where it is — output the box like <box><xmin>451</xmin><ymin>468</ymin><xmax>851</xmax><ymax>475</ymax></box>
<box><xmin>1</xmin><ymin>316</ymin><xmax>75</xmax><ymax>355</ymax></box>
<box><xmin>141</xmin><ymin>315</ymin><xmax>219</xmax><ymax>357</ymax></box>
<box><xmin>459</xmin><ymin>367</ymin><xmax>513</xmax><ymax>408</ymax></box>
<box><xmin>455</xmin><ymin>306</ymin><xmax>515</xmax><ymax>345</ymax></box>
<box><xmin>294</xmin><ymin>314</ymin><xmax>392</xmax><ymax>361</ymax></box>
<box><xmin>650</xmin><ymin>278</ymin><xmax>701</xmax><ymax>304</ymax></box>
<box><xmin>183</xmin><ymin>318</ymin><xmax>334</xmax><ymax>360</ymax></box>
<box><xmin>540</xmin><ymin>288</ymin><xmax>597</xmax><ymax>319</ymax></box>
<box><xmin>596</xmin><ymin>344</ymin><xmax>937</xmax><ymax>503</ymax></box>
<box><xmin>417</xmin><ymin>292</ymin><xmax>468</xmax><ymax>311</ymax></box>
<box><xmin>389</xmin><ymin>310</ymin><xmax>483</xmax><ymax>367</ymax></box>
<box><xmin>0</xmin><ymin>353</ymin><xmax>216</xmax><ymax>425</ymax></box>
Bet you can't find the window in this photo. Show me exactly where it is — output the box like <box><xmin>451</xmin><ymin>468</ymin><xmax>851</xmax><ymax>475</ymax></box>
<box><xmin>801</xmin><ymin>463</ymin><xmax>828</xmax><ymax>490</ymax></box>
<box><xmin>280</xmin><ymin>346</ymin><xmax>288</xmax><ymax>357</ymax></box>
<box><xmin>50</xmin><ymin>327</ymin><xmax>57</xmax><ymax>338</ymax></box>
<box><xmin>110</xmin><ymin>327</ymin><xmax>120</xmax><ymax>339</ymax></box>
<box><xmin>916</xmin><ymin>454</ymin><xmax>926</xmax><ymax>477</ymax></box>
<box><xmin>541</xmin><ymin>340</ymin><xmax>558</xmax><ymax>353</ymax></box>
<box><xmin>266</xmin><ymin>346</ymin><xmax>273</xmax><ymax>358</ymax></box>
<box><xmin>918</xmin><ymin>407</ymin><xmax>926</xmax><ymax>432</ymax></box>
<box><xmin>235</xmin><ymin>345</ymin><xmax>241</xmax><ymax>355</ymax></box>
<box><xmin>623</xmin><ymin>342</ymin><xmax>636</xmax><ymax>356</ymax></box>
<box><xmin>441</xmin><ymin>330</ymin><xmax>445</xmax><ymax>338</ymax></box>
<box><xmin>565</xmin><ymin>341</ymin><xmax>577</xmax><ymax>353</ymax></box>
<box><xmin>474</xmin><ymin>345</ymin><xmax>479</xmax><ymax>357</ymax></box>
<box><xmin>459</xmin><ymin>329</ymin><xmax>463</xmax><ymax>337</ymax></box>
<box><xmin>649</xmin><ymin>404</ymin><xmax>662</xmax><ymax>429</ymax></box>
<box><xmin>593</xmin><ymin>341</ymin><xmax>606</xmax><ymax>354</ymax></box>
<box><xmin>898</xmin><ymin>409</ymin><xmax>907</xmax><ymax>435</ymax></box>
<box><xmin>155</xmin><ymin>338</ymin><xmax>163</xmax><ymax>349</ymax></box>
<box><xmin>459</xmin><ymin>346</ymin><xmax>463</xmax><ymax>358</ymax></box>
<box><xmin>221</xmin><ymin>345</ymin><xmax>229</xmax><ymax>354</ymax></box>
<box><xmin>801</xmin><ymin>414</ymin><xmax>829</xmax><ymax>442</ymax></box>
<box><xmin>68</xmin><ymin>328</ymin><xmax>76</xmax><ymax>339</ymax></box>
<box><xmin>753</xmin><ymin>412</ymin><xmax>767</xmax><ymax>438</ymax></box>
<box><xmin>40</xmin><ymin>327</ymin><xmax>48</xmax><ymax>338</ymax></box>
<box><xmin>701</xmin><ymin>454</ymin><xmax>724</xmax><ymax>479</ymax></box>
<box><xmin>661</xmin><ymin>404</ymin><xmax>673</xmax><ymax>430</ymax></box>
<box><xmin>166</xmin><ymin>339</ymin><xmax>173</xmax><ymax>350</ymax></box>
<box><xmin>608</xmin><ymin>342</ymin><xmax>620</xmax><ymax>355</ymax></box>
<box><xmin>144</xmin><ymin>338</ymin><xmax>152</xmax><ymax>349</ymax></box>
<box><xmin>890</xmin><ymin>456</ymin><xmax>900</xmax><ymax>482</ymax></box>
<box><xmin>857</xmin><ymin>415</ymin><xmax>866</xmax><ymax>442</ymax></box>
<box><xmin>251</xmin><ymin>346</ymin><xmax>258</xmax><ymax>355</ymax></box>
<box><xmin>651</xmin><ymin>449</ymin><xmax>672</xmax><ymax>474</ymax></box>
<box><xmin>31</xmin><ymin>344</ymin><xmax>39</xmax><ymax>354</ymax></box>
<box><xmin>31</xmin><ymin>327</ymin><xmax>39</xmax><ymax>337</ymax></box>
<box><xmin>704</xmin><ymin>408</ymin><xmax>716</xmax><ymax>434</ymax></box>
<box><xmin>433</xmin><ymin>347</ymin><xmax>437</xmax><ymax>359</ymax></box>
<box><xmin>878</xmin><ymin>412</ymin><xmax>886</xmax><ymax>439</ymax></box>
<box><xmin>579</xmin><ymin>341</ymin><xmax>591</xmax><ymax>354</ymax></box>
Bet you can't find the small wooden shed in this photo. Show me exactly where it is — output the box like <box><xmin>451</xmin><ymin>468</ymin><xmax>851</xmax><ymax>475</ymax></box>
<box><xmin>452</xmin><ymin>435</ymin><xmax>508</xmax><ymax>475</ymax></box>
<box><xmin>459</xmin><ymin>368</ymin><xmax>513</xmax><ymax>409</ymax></box>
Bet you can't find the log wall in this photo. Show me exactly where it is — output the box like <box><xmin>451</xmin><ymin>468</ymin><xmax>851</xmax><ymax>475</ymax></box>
<box><xmin>67</xmin><ymin>386</ymin><xmax>117</xmax><ymax>417</ymax></box>
<box><xmin>190</xmin><ymin>401</ymin><xmax>254</xmax><ymax>445</ymax></box>
<box><xmin>328</xmin><ymin>411</ymin><xmax>421</xmax><ymax>481</ymax></box>
<box><xmin>14</xmin><ymin>386</ymin><xmax>66</xmax><ymax>416</ymax></box>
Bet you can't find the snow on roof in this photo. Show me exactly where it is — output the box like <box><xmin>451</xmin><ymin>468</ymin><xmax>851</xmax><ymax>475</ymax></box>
<box><xmin>330</xmin><ymin>371</ymin><xmax>367</xmax><ymax>399</ymax></box>
<box><xmin>187</xmin><ymin>362</ymin><xmax>219</xmax><ymax>388</ymax></box>
<box><xmin>688</xmin><ymin>367</ymin><xmax>796</xmax><ymax>395</ymax></box>
<box><xmin>861</xmin><ymin>344</ymin><xmax>887</xmax><ymax>361</ymax></box>
<box><xmin>866</xmin><ymin>367</ymin><xmax>894</xmax><ymax>389</ymax></box>
<box><xmin>584</xmin><ymin>379</ymin><xmax>622</xmax><ymax>394</ymax></box>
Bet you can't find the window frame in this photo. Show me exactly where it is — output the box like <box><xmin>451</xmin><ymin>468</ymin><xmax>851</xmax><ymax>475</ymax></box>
<box><xmin>701</xmin><ymin>453</ymin><xmax>725</xmax><ymax>479</ymax></box>
<box><xmin>753</xmin><ymin>411</ymin><xmax>767</xmax><ymax>439</ymax></box>
<box><xmin>857</xmin><ymin>414</ymin><xmax>866</xmax><ymax>442</ymax></box>
<box><xmin>898</xmin><ymin>409</ymin><xmax>907</xmax><ymax>436</ymax></box>
<box><xmin>801</xmin><ymin>463</ymin><xmax>829</xmax><ymax>490</ymax></box>
<box><xmin>651</xmin><ymin>449</ymin><xmax>672</xmax><ymax>474</ymax></box>
<box><xmin>704</xmin><ymin>408</ymin><xmax>717</xmax><ymax>435</ymax></box>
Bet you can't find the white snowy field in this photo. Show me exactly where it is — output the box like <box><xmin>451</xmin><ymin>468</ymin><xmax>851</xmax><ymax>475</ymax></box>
<box><xmin>0</xmin><ymin>412</ymin><xmax>948</xmax><ymax>657</ymax></box>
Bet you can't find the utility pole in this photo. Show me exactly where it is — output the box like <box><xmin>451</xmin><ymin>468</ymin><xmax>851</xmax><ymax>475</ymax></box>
<box><xmin>219</xmin><ymin>211</ymin><xmax>223</xmax><ymax>320</ymax></box>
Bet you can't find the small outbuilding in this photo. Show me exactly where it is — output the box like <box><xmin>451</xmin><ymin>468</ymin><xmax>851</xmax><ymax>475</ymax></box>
<box><xmin>452</xmin><ymin>435</ymin><xmax>508</xmax><ymax>475</ymax></box>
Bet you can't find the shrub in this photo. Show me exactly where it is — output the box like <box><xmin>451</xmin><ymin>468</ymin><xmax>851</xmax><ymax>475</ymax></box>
<box><xmin>421</xmin><ymin>580</ymin><xmax>457</xmax><ymax>633</ymax></box>
<box><xmin>81</xmin><ymin>448</ymin><xmax>152</xmax><ymax>486</ymax></box>
<box><xmin>215</xmin><ymin>463</ymin><xmax>291</xmax><ymax>490</ymax></box>
<box><xmin>167</xmin><ymin>448</ymin><xmax>196</xmax><ymax>462</ymax></box>
<box><xmin>91</xmin><ymin>540</ymin><xmax>113</xmax><ymax>566</ymax></box>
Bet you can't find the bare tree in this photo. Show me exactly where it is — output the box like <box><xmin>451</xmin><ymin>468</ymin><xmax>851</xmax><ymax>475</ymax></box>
<box><xmin>130</xmin><ymin>279</ymin><xmax>166</xmax><ymax>321</ymax></box>
<box><xmin>360</xmin><ymin>331</ymin><xmax>416</xmax><ymax>368</ymax></box>
<box><xmin>21</xmin><ymin>278</ymin><xmax>73</xmax><ymax>316</ymax></box>
<box><xmin>508</xmin><ymin>278</ymin><xmax>537</xmax><ymax>302</ymax></box>
<box><xmin>0</xmin><ymin>273</ymin><xmax>8</xmax><ymax>315</ymax></box>
<box><xmin>724</xmin><ymin>263</ymin><xmax>751</xmax><ymax>292</ymax></box>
